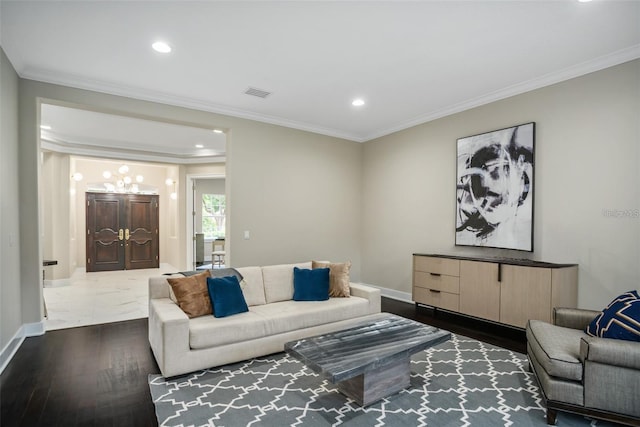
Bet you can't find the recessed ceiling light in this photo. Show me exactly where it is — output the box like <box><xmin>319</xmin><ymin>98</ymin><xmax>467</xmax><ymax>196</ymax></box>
<box><xmin>152</xmin><ymin>41</ymin><xmax>172</xmax><ymax>53</ymax></box>
<box><xmin>352</xmin><ymin>99</ymin><xmax>365</xmax><ymax>107</ymax></box>
<box><xmin>195</xmin><ymin>144</ymin><xmax>204</xmax><ymax>148</ymax></box>
<box><xmin>213</xmin><ymin>129</ymin><xmax>224</xmax><ymax>134</ymax></box>
<box><xmin>578</xmin><ymin>0</ymin><xmax>592</xmax><ymax>2</ymax></box>
<box><xmin>40</xmin><ymin>125</ymin><xmax>51</xmax><ymax>130</ymax></box>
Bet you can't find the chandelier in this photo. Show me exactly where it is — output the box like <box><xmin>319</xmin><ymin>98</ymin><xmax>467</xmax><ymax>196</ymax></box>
<box><xmin>101</xmin><ymin>164</ymin><xmax>144</xmax><ymax>193</ymax></box>
<box><xmin>72</xmin><ymin>164</ymin><xmax>158</xmax><ymax>194</ymax></box>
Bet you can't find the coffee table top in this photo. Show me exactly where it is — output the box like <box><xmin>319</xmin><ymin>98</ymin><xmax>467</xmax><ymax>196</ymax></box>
<box><xmin>284</xmin><ymin>313</ymin><xmax>450</xmax><ymax>383</ymax></box>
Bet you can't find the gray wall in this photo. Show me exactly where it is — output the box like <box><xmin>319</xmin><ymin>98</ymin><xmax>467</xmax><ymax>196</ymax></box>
<box><xmin>16</xmin><ymin>79</ymin><xmax>364</xmax><ymax>326</ymax></box>
<box><xmin>228</xmin><ymin>124</ymin><xmax>362</xmax><ymax>269</ymax></box>
<box><xmin>0</xmin><ymin>48</ymin><xmax>22</xmax><ymax>352</ymax></box>
<box><xmin>361</xmin><ymin>59</ymin><xmax>640</xmax><ymax>310</ymax></box>
<box><xmin>41</xmin><ymin>152</ymin><xmax>72</xmax><ymax>280</ymax></box>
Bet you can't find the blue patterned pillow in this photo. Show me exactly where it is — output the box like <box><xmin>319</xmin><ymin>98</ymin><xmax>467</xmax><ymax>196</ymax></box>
<box><xmin>586</xmin><ymin>290</ymin><xmax>640</xmax><ymax>342</ymax></box>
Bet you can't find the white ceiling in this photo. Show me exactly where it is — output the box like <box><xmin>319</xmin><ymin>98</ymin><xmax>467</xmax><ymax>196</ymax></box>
<box><xmin>2</xmin><ymin>1</ymin><xmax>639</xmax><ymax>148</ymax></box>
<box><xmin>40</xmin><ymin>104</ymin><xmax>227</xmax><ymax>163</ymax></box>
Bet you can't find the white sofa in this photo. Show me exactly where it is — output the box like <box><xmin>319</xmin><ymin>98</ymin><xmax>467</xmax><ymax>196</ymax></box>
<box><xmin>149</xmin><ymin>262</ymin><xmax>382</xmax><ymax>377</ymax></box>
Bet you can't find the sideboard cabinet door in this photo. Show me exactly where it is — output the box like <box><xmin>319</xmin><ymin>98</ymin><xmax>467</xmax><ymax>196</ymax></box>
<box><xmin>459</xmin><ymin>261</ymin><xmax>500</xmax><ymax>322</ymax></box>
<box><xmin>500</xmin><ymin>265</ymin><xmax>552</xmax><ymax>328</ymax></box>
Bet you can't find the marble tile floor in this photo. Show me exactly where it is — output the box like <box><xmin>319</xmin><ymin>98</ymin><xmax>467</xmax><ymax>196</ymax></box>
<box><xmin>43</xmin><ymin>265</ymin><xmax>178</xmax><ymax>331</ymax></box>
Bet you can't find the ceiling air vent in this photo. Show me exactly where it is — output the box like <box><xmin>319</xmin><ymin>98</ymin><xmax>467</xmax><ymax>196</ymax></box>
<box><xmin>244</xmin><ymin>87</ymin><xmax>271</xmax><ymax>98</ymax></box>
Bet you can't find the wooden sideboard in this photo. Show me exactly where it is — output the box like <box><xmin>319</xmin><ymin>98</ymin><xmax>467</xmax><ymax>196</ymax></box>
<box><xmin>412</xmin><ymin>254</ymin><xmax>578</xmax><ymax>328</ymax></box>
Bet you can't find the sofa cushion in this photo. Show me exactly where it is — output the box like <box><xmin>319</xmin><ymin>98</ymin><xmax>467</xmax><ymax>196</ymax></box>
<box><xmin>527</xmin><ymin>319</ymin><xmax>585</xmax><ymax>381</ymax></box>
<box><xmin>312</xmin><ymin>260</ymin><xmax>352</xmax><ymax>297</ymax></box>
<box><xmin>166</xmin><ymin>270</ymin><xmax>212</xmax><ymax>318</ymax></box>
<box><xmin>235</xmin><ymin>266</ymin><xmax>267</xmax><ymax>306</ymax></box>
<box><xmin>251</xmin><ymin>296</ymin><xmax>371</xmax><ymax>336</ymax></box>
<box><xmin>586</xmin><ymin>290</ymin><xmax>640</xmax><ymax>342</ymax></box>
<box><xmin>262</xmin><ymin>262</ymin><xmax>311</xmax><ymax>303</ymax></box>
<box><xmin>189</xmin><ymin>310</ymin><xmax>269</xmax><ymax>349</ymax></box>
<box><xmin>293</xmin><ymin>267</ymin><xmax>330</xmax><ymax>301</ymax></box>
<box><xmin>207</xmin><ymin>276</ymin><xmax>249</xmax><ymax>318</ymax></box>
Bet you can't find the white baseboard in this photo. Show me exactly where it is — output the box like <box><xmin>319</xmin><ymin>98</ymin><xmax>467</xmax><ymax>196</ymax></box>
<box><xmin>0</xmin><ymin>332</ymin><xmax>23</xmax><ymax>376</ymax></box>
<box><xmin>44</xmin><ymin>278</ymin><xmax>71</xmax><ymax>288</ymax></box>
<box><xmin>23</xmin><ymin>321</ymin><xmax>46</xmax><ymax>337</ymax></box>
<box><xmin>359</xmin><ymin>282</ymin><xmax>413</xmax><ymax>304</ymax></box>
<box><xmin>0</xmin><ymin>321</ymin><xmax>46</xmax><ymax>375</ymax></box>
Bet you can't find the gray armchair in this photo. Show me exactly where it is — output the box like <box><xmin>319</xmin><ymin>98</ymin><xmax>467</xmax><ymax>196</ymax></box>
<box><xmin>526</xmin><ymin>307</ymin><xmax>640</xmax><ymax>426</ymax></box>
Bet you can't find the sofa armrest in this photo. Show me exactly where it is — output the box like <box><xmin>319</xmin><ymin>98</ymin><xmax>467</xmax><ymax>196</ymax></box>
<box><xmin>580</xmin><ymin>335</ymin><xmax>640</xmax><ymax>370</ymax></box>
<box><xmin>553</xmin><ymin>307</ymin><xmax>600</xmax><ymax>330</ymax></box>
<box><xmin>151</xmin><ymin>298</ymin><xmax>189</xmax><ymax>324</ymax></box>
<box><xmin>149</xmin><ymin>275</ymin><xmax>181</xmax><ymax>299</ymax></box>
<box><xmin>148</xmin><ymin>298</ymin><xmax>190</xmax><ymax>376</ymax></box>
<box><xmin>349</xmin><ymin>282</ymin><xmax>380</xmax><ymax>300</ymax></box>
<box><xmin>349</xmin><ymin>282</ymin><xmax>381</xmax><ymax>314</ymax></box>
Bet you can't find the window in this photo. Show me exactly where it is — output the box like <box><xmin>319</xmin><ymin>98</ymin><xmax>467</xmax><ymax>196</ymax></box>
<box><xmin>202</xmin><ymin>194</ymin><xmax>225</xmax><ymax>239</ymax></box>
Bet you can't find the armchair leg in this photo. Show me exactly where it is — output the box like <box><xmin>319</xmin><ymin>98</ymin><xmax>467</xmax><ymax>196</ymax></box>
<box><xmin>546</xmin><ymin>408</ymin><xmax>558</xmax><ymax>425</ymax></box>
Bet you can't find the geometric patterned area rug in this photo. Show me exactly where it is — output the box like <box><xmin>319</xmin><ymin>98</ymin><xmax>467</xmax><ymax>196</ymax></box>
<box><xmin>149</xmin><ymin>334</ymin><xmax>615</xmax><ymax>427</ymax></box>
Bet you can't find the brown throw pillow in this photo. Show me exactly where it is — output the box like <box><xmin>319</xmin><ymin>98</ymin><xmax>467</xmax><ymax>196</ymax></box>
<box><xmin>312</xmin><ymin>261</ymin><xmax>351</xmax><ymax>298</ymax></box>
<box><xmin>167</xmin><ymin>270</ymin><xmax>212</xmax><ymax>318</ymax></box>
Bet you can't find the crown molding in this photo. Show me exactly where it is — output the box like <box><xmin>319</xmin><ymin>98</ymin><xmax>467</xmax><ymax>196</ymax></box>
<box><xmin>363</xmin><ymin>44</ymin><xmax>640</xmax><ymax>141</ymax></box>
<box><xmin>43</xmin><ymin>130</ymin><xmax>223</xmax><ymax>158</ymax></box>
<box><xmin>41</xmin><ymin>138</ymin><xmax>226</xmax><ymax>164</ymax></box>
<box><xmin>21</xmin><ymin>44</ymin><xmax>640</xmax><ymax>145</ymax></box>
<box><xmin>20</xmin><ymin>67</ymin><xmax>365</xmax><ymax>142</ymax></box>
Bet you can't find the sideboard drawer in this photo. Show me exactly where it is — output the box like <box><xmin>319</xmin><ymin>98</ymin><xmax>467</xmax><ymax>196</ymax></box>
<box><xmin>414</xmin><ymin>256</ymin><xmax>460</xmax><ymax>277</ymax></box>
<box><xmin>413</xmin><ymin>287</ymin><xmax>460</xmax><ymax>312</ymax></box>
<box><xmin>413</xmin><ymin>271</ymin><xmax>460</xmax><ymax>294</ymax></box>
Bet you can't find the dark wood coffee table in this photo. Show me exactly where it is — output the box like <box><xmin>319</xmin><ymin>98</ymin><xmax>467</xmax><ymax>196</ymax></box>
<box><xmin>284</xmin><ymin>313</ymin><xmax>450</xmax><ymax>406</ymax></box>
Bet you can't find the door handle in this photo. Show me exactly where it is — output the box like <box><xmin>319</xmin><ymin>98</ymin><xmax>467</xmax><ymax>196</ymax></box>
<box><xmin>125</xmin><ymin>228</ymin><xmax>130</xmax><ymax>240</ymax></box>
<box><xmin>118</xmin><ymin>229</ymin><xmax>124</xmax><ymax>240</ymax></box>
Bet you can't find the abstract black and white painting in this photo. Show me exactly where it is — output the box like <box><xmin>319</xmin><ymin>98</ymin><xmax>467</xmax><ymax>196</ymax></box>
<box><xmin>456</xmin><ymin>122</ymin><xmax>535</xmax><ymax>252</ymax></box>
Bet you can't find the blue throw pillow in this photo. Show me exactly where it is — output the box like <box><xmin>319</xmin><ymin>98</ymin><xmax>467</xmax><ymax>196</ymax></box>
<box><xmin>293</xmin><ymin>267</ymin><xmax>330</xmax><ymax>301</ymax></box>
<box><xmin>586</xmin><ymin>290</ymin><xmax>640</xmax><ymax>342</ymax></box>
<box><xmin>207</xmin><ymin>275</ymin><xmax>249</xmax><ymax>318</ymax></box>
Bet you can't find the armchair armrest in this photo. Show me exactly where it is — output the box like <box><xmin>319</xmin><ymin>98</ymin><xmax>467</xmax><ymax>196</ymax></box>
<box><xmin>553</xmin><ymin>307</ymin><xmax>600</xmax><ymax>330</ymax></box>
<box><xmin>580</xmin><ymin>335</ymin><xmax>640</xmax><ymax>370</ymax></box>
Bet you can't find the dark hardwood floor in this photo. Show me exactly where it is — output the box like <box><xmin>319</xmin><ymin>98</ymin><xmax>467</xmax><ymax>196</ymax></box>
<box><xmin>1</xmin><ymin>319</ymin><xmax>159</xmax><ymax>427</ymax></box>
<box><xmin>383</xmin><ymin>298</ymin><xmax>526</xmax><ymax>354</ymax></box>
<box><xmin>1</xmin><ymin>297</ymin><xmax>526</xmax><ymax>426</ymax></box>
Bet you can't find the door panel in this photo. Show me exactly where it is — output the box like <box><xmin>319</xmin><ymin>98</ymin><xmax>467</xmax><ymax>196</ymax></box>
<box><xmin>500</xmin><ymin>265</ymin><xmax>552</xmax><ymax>328</ymax></box>
<box><xmin>86</xmin><ymin>193</ymin><xmax>125</xmax><ymax>272</ymax></box>
<box><xmin>125</xmin><ymin>195</ymin><xmax>159</xmax><ymax>270</ymax></box>
<box><xmin>86</xmin><ymin>193</ymin><xmax>159</xmax><ymax>272</ymax></box>
<box><xmin>459</xmin><ymin>261</ymin><xmax>500</xmax><ymax>322</ymax></box>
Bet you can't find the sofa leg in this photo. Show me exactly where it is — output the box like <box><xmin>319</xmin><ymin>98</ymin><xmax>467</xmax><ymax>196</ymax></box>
<box><xmin>546</xmin><ymin>408</ymin><xmax>558</xmax><ymax>425</ymax></box>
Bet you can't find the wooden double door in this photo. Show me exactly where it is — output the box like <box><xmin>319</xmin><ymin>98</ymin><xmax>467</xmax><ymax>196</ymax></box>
<box><xmin>86</xmin><ymin>193</ymin><xmax>159</xmax><ymax>272</ymax></box>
